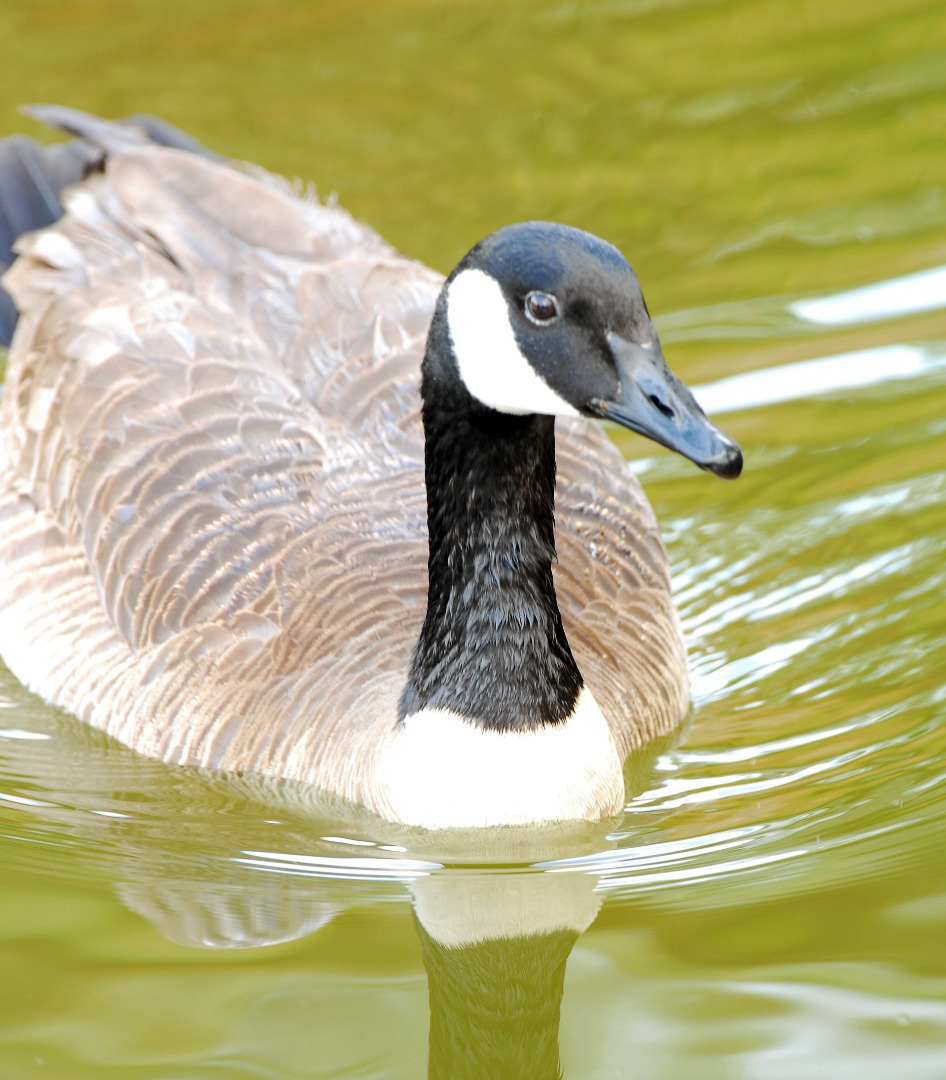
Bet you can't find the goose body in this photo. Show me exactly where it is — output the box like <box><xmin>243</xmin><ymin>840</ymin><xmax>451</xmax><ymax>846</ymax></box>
<box><xmin>0</xmin><ymin>108</ymin><xmax>740</xmax><ymax>828</ymax></box>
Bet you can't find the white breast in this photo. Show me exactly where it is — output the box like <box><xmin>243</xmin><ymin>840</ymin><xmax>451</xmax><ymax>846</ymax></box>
<box><xmin>373</xmin><ymin>687</ymin><xmax>624</xmax><ymax>829</ymax></box>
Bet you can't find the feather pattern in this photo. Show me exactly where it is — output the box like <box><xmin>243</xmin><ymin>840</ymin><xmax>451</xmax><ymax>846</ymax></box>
<box><xmin>0</xmin><ymin>116</ymin><xmax>688</xmax><ymax>819</ymax></box>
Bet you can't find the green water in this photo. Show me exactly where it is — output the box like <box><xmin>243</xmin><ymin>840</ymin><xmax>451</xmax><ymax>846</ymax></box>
<box><xmin>1</xmin><ymin>0</ymin><xmax>945</xmax><ymax>1076</ymax></box>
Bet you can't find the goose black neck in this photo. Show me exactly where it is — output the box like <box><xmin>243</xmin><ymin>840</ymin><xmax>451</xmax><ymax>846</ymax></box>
<box><xmin>399</xmin><ymin>309</ymin><xmax>583</xmax><ymax>731</ymax></box>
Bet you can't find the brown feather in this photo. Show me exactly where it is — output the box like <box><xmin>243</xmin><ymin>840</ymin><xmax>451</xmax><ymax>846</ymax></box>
<box><xmin>0</xmin><ymin>146</ymin><xmax>688</xmax><ymax>812</ymax></box>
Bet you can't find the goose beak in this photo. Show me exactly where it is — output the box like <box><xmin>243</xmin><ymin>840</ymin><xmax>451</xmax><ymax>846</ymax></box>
<box><xmin>588</xmin><ymin>333</ymin><xmax>743</xmax><ymax>479</ymax></box>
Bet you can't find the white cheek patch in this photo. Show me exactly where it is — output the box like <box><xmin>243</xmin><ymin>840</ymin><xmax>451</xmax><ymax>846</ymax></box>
<box><xmin>446</xmin><ymin>268</ymin><xmax>580</xmax><ymax>418</ymax></box>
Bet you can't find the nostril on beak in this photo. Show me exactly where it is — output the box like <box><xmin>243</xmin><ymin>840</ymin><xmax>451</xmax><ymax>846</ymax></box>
<box><xmin>648</xmin><ymin>394</ymin><xmax>675</xmax><ymax>420</ymax></box>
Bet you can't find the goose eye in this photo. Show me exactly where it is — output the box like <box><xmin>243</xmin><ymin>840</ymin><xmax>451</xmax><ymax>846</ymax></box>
<box><xmin>524</xmin><ymin>291</ymin><xmax>560</xmax><ymax>325</ymax></box>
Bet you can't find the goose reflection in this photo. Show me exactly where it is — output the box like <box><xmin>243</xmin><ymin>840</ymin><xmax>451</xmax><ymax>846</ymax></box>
<box><xmin>119</xmin><ymin>853</ymin><xmax>598</xmax><ymax>1079</ymax></box>
<box><xmin>0</xmin><ymin>693</ymin><xmax>671</xmax><ymax>1077</ymax></box>
<box><xmin>413</xmin><ymin>871</ymin><xmax>599</xmax><ymax>1080</ymax></box>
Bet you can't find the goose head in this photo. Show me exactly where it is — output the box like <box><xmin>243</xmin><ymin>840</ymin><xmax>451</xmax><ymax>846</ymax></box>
<box><xmin>428</xmin><ymin>220</ymin><xmax>742</xmax><ymax>478</ymax></box>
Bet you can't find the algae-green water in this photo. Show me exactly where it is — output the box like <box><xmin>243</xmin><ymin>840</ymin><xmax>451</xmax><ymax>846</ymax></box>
<box><xmin>2</xmin><ymin>1</ymin><xmax>945</xmax><ymax>1076</ymax></box>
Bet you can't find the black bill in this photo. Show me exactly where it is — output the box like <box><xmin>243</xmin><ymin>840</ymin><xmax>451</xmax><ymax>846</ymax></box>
<box><xmin>589</xmin><ymin>332</ymin><xmax>743</xmax><ymax>479</ymax></box>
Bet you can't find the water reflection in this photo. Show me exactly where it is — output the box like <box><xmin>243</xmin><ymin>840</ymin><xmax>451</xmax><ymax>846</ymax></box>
<box><xmin>0</xmin><ymin>682</ymin><xmax>621</xmax><ymax>1077</ymax></box>
<box><xmin>707</xmin><ymin>187</ymin><xmax>946</xmax><ymax>261</ymax></box>
<box><xmin>415</xmin><ymin>873</ymin><xmax>598</xmax><ymax>1080</ymax></box>
<box><xmin>420</xmin><ymin>931</ymin><xmax>577</xmax><ymax>1079</ymax></box>
<box><xmin>658</xmin><ymin>263</ymin><xmax>946</xmax><ymax>344</ymax></box>
<box><xmin>117</xmin><ymin>833</ymin><xmax>601</xmax><ymax>1079</ymax></box>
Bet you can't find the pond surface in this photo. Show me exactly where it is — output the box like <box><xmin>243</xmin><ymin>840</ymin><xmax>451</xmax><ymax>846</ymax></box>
<box><xmin>2</xmin><ymin>1</ymin><xmax>945</xmax><ymax>1077</ymax></box>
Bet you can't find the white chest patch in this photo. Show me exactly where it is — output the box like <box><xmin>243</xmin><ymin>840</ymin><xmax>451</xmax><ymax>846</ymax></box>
<box><xmin>446</xmin><ymin>268</ymin><xmax>580</xmax><ymax>418</ymax></box>
<box><xmin>375</xmin><ymin>687</ymin><xmax>624</xmax><ymax>829</ymax></box>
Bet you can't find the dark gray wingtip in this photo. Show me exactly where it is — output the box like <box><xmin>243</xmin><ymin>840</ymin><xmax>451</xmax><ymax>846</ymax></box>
<box><xmin>0</xmin><ymin>106</ymin><xmax>221</xmax><ymax>346</ymax></box>
<box><xmin>21</xmin><ymin>104</ymin><xmax>145</xmax><ymax>152</ymax></box>
<box><xmin>21</xmin><ymin>104</ymin><xmax>222</xmax><ymax>162</ymax></box>
<box><xmin>0</xmin><ymin>132</ymin><xmax>98</xmax><ymax>346</ymax></box>
<box><xmin>0</xmin><ymin>287</ymin><xmax>16</xmax><ymax>346</ymax></box>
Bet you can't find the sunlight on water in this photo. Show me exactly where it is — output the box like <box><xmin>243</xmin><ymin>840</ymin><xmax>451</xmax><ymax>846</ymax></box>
<box><xmin>790</xmin><ymin>265</ymin><xmax>946</xmax><ymax>326</ymax></box>
<box><xmin>695</xmin><ymin>343</ymin><xmax>946</xmax><ymax>415</ymax></box>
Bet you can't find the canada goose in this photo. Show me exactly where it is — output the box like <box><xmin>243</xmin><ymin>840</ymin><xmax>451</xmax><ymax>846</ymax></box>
<box><xmin>0</xmin><ymin>107</ymin><xmax>741</xmax><ymax>829</ymax></box>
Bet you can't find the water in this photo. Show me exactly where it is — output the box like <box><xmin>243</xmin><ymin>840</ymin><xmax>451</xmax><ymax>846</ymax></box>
<box><xmin>2</xmin><ymin>0</ymin><xmax>945</xmax><ymax>1076</ymax></box>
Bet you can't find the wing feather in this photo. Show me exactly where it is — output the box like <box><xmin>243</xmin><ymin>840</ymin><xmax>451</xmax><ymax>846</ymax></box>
<box><xmin>0</xmin><ymin>140</ymin><xmax>687</xmax><ymax>795</ymax></box>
